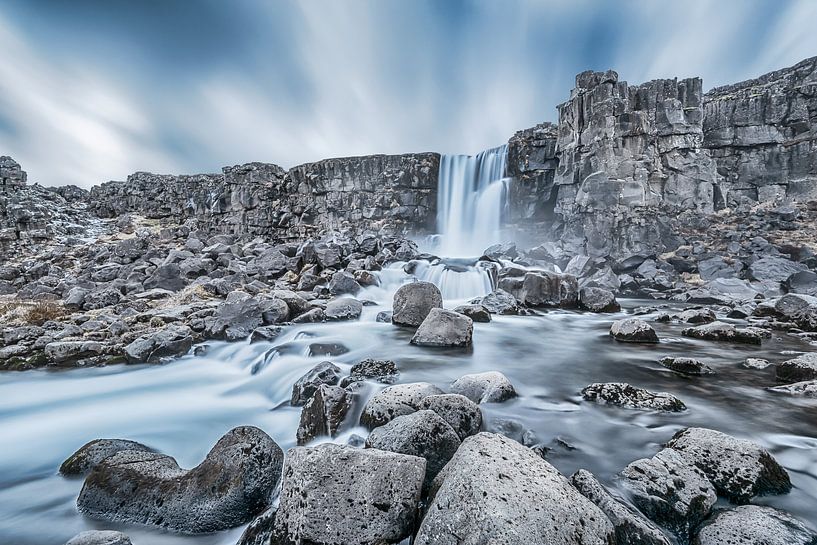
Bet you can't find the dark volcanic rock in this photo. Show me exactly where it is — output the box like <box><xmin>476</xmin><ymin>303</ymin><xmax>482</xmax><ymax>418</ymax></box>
<box><xmin>417</xmin><ymin>393</ymin><xmax>482</xmax><ymax>440</ymax></box>
<box><xmin>582</xmin><ymin>383</ymin><xmax>686</xmax><ymax>411</ymax></box>
<box><xmin>341</xmin><ymin>358</ymin><xmax>399</xmax><ymax>386</ymax></box>
<box><xmin>324</xmin><ymin>297</ymin><xmax>363</xmax><ymax>321</ymax></box>
<box><xmin>776</xmin><ymin>353</ymin><xmax>817</xmax><ymax>383</ymax></box>
<box><xmin>359</xmin><ymin>382</ymin><xmax>444</xmax><ymax>429</ymax></box>
<box><xmin>452</xmin><ymin>303</ymin><xmax>491</xmax><ymax>322</ymax></box>
<box><xmin>124</xmin><ymin>325</ymin><xmax>193</xmax><ymax>364</ymax></box>
<box><xmin>769</xmin><ymin>379</ymin><xmax>817</xmax><ymax>397</ymax></box>
<box><xmin>694</xmin><ymin>505</ymin><xmax>817</xmax><ymax>545</ymax></box>
<box><xmin>773</xmin><ymin>293</ymin><xmax>817</xmax><ymax>330</ymax></box>
<box><xmin>60</xmin><ymin>439</ymin><xmax>153</xmax><ymax>476</ymax></box>
<box><xmin>76</xmin><ymin>426</ymin><xmax>283</xmax><ymax>533</ymax></box>
<box><xmin>474</xmin><ymin>288</ymin><xmax>520</xmax><ymax>315</ymax></box>
<box><xmin>449</xmin><ymin>371</ymin><xmax>517</xmax><ymax>404</ymax></box>
<box><xmin>291</xmin><ymin>361</ymin><xmax>342</xmax><ymax>406</ymax></box>
<box><xmin>681</xmin><ymin>322</ymin><xmax>762</xmax><ymax>345</ymax></box>
<box><xmin>392</xmin><ymin>281</ymin><xmax>442</xmax><ymax>327</ymax></box>
<box><xmin>748</xmin><ymin>256</ymin><xmax>807</xmax><ymax>284</ymax></box>
<box><xmin>296</xmin><ymin>384</ymin><xmax>353</xmax><ymax>445</ymax></box>
<box><xmin>610</xmin><ymin>318</ymin><xmax>659</xmax><ymax>343</ymax></box>
<box><xmin>667</xmin><ymin>427</ymin><xmax>792</xmax><ymax>503</ymax></box>
<box><xmin>65</xmin><ymin>531</ymin><xmax>133</xmax><ymax>545</ymax></box>
<box><xmin>659</xmin><ymin>356</ymin><xmax>715</xmax><ymax>376</ymax></box>
<box><xmin>579</xmin><ymin>287</ymin><xmax>621</xmax><ymax>312</ymax></box>
<box><xmin>410</xmin><ymin>308</ymin><xmax>473</xmax><ymax>347</ymax></box>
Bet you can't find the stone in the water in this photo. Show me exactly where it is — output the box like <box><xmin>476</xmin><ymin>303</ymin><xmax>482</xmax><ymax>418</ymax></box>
<box><xmin>410</xmin><ymin>308</ymin><xmax>473</xmax><ymax>347</ymax></box>
<box><xmin>327</xmin><ymin>271</ymin><xmax>361</xmax><ymax>295</ymax></box>
<box><xmin>579</xmin><ymin>287</ymin><xmax>621</xmax><ymax>312</ymax></box>
<box><xmin>773</xmin><ymin>293</ymin><xmax>817</xmax><ymax>330</ymax></box>
<box><xmin>123</xmin><ymin>325</ymin><xmax>193</xmax><ymax>364</ymax></box>
<box><xmin>776</xmin><ymin>352</ymin><xmax>817</xmax><ymax>383</ymax></box>
<box><xmin>452</xmin><ymin>303</ymin><xmax>491</xmax><ymax>322</ymax></box>
<box><xmin>392</xmin><ymin>281</ymin><xmax>442</xmax><ymax>327</ymax></box>
<box><xmin>291</xmin><ymin>361</ymin><xmax>342</xmax><ymax>406</ymax></box>
<box><xmin>235</xmin><ymin>507</ymin><xmax>276</xmax><ymax>545</ymax></box>
<box><xmin>475</xmin><ymin>288</ymin><xmax>519</xmax><ymax>315</ymax></box>
<box><xmin>296</xmin><ymin>384</ymin><xmax>353</xmax><ymax>445</ymax></box>
<box><xmin>677</xmin><ymin>308</ymin><xmax>716</xmax><ymax>324</ymax></box>
<box><xmin>359</xmin><ymin>382</ymin><xmax>444</xmax><ymax>428</ymax></box>
<box><xmin>610</xmin><ymin>318</ymin><xmax>659</xmax><ymax>343</ymax></box>
<box><xmin>621</xmin><ymin>448</ymin><xmax>717</xmax><ymax>541</ymax></box>
<box><xmin>768</xmin><ymin>379</ymin><xmax>817</xmax><ymax>397</ymax></box>
<box><xmin>417</xmin><ymin>393</ymin><xmax>482</xmax><ymax>440</ymax></box>
<box><xmin>306</xmin><ymin>342</ymin><xmax>348</xmax><ymax>357</ymax></box>
<box><xmin>60</xmin><ymin>438</ymin><xmax>153</xmax><ymax>476</ymax></box>
<box><xmin>681</xmin><ymin>321</ymin><xmax>762</xmax><ymax>345</ymax></box>
<box><xmin>249</xmin><ymin>326</ymin><xmax>283</xmax><ymax>343</ymax></box>
<box><xmin>273</xmin><ymin>444</ymin><xmax>424</xmax><ymax>545</ymax></box>
<box><xmin>65</xmin><ymin>530</ymin><xmax>132</xmax><ymax>545</ymax></box>
<box><xmin>659</xmin><ymin>356</ymin><xmax>715</xmax><ymax>376</ymax></box>
<box><xmin>340</xmin><ymin>358</ymin><xmax>399</xmax><ymax>386</ymax></box>
<box><xmin>366</xmin><ymin>409</ymin><xmax>461</xmax><ymax>490</ymax></box>
<box><xmin>414</xmin><ymin>432</ymin><xmax>614</xmax><ymax>545</ymax></box>
<box><xmin>667</xmin><ymin>427</ymin><xmax>792</xmax><ymax>503</ymax></box>
<box><xmin>324</xmin><ymin>297</ymin><xmax>362</xmax><ymax>320</ymax></box>
<box><xmin>449</xmin><ymin>371</ymin><xmax>517</xmax><ymax>403</ymax></box>
<box><xmin>571</xmin><ymin>469</ymin><xmax>671</xmax><ymax>545</ymax></box>
<box><xmin>694</xmin><ymin>505</ymin><xmax>817</xmax><ymax>545</ymax></box>
<box><xmin>744</xmin><ymin>357</ymin><xmax>772</xmax><ymax>369</ymax></box>
<box><xmin>582</xmin><ymin>383</ymin><xmax>686</xmax><ymax>412</ymax></box>
<box><xmin>76</xmin><ymin>426</ymin><xmax>283</xmax><ymax>533</ymax></box>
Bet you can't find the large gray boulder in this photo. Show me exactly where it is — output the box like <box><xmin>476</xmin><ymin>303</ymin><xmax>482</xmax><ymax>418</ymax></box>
<box><xmin>291</xmin><ymin>361</ymin><xmax>342</xmax><ymax>406</ymax></box>
<box><xmin>366</xmin><ymin>410</ymin><xmax>461</xmax><ymax>489</ymax></box>
<box><xmin>60</xmin><ymin>439</ymin><xmax>153</xmax><ymax>476</ymax></box>
<box><xmin>610</xmin><ymin>318</ymin><xmax>659</xmax><ymax>343</ymax></box>
<box><xmin>359</xmin><ymin>382</ymin><xmax>444</xmax><ymax>428</ymax></box>
<box><xmin>76</xmin><ymin>426</ymin><xmax>283</xmax><ymax>533</ymax></box>
<box><xmin>571</xmin><ymin>469</ymin><xmax>671</xmax><ymax>545</ymax></box>
<box><xmin>417</xmin><ymin>393</ymin><xmax>482</xmax><ymax>439</ymax></box>
<box><xmin>667</xmin><ymin>427</ymin><xmax>792</xmax><ymax>503</ymax></box>
<box><xmin>475</xmin><ymin>288</ymin><xmax>520</xmax><ymax>315</ymax></box>
<box><xmin>64</xmin><ymin>531</ymin><xmax>132</xmax><ymax>545</ymax></box>
<box><xmin>579</xmin><ymin>287</ymin><xmax>621</xmax><ymax>312</ymax></box>
<box><xmin>776</xmin><ymin>352</ymin><xmax>817</xmax><ymax>383</ymax></box>
<box><xmin>415</xmin><ymin>433</ymin><xmax>614</xmax><ymax>545</ymax></box>
<box><xmin>694</xmin><ymin>505</ymin><xmax>817</xmax><ymax>545</ymax></box>
<box><xmin>392</xmin><ymin>281</ymin><xmax>442</xmax><ymax>327</ymax></box>
<box><xmin>513</xmin><ymin>271</ymin><xmax>579</xmax><ymax>308</ymax></box>
<box><xmin>748</xmin><ymin>256</ymin><xmax>807</xmax><ymax>283</ymax></box>
<box><xmin>681</xmin><ymin>322</ymin><xmax>762</xmax><ymax>345</ymax></box>
<box><xmin>410</xmin><ymin>308</ymin><xmax>473</xmax><ymax>347</ymax></box>
<box><xmin>324</xmin><ymin>297</ymin><xmax>363</xmax><ymax>320</ymax></box>
<box><xmin>205</xmin><ymin>294</ymin><xmax>289</xmax><ymax>341</ymax></box>
<box><xmin>328</xmin><ymin>271</ymin><xmax>361</xmax><ymax>295</ymax></box>
<box><xmin>296</xmin><ymin>384</ymin><xmax>353</xmax><ymax>445</ymax></box>
<box><xmin>273</xmin><ymin>444</ymin><xmax>425</xmax><ymax>545</ymax></box>
<box><xmin>621</xmin><ymin>448</ymin><xmax>717</xmax><ymax>541</ymax></box>
<box><xmin>123</xmin><ymin>325</ymin><xmax>193</xmax><ymax>364</ymax></box>
<box><xmin>659</xmin><ymin>357</ymin><xmax>715</xmax><ymax>376</ymax></box>
<box><xmin>773</xmin><ymin>293</ymin><xmax>817</xmax><ymax>330</ymax></box>
<box><xmin>582</xmin><ymin>383</ymin><xmax>686</xmax><ymax>412</ymax></box>
<box><xmin>450</xmin><ymin>371</ymin><xmax>517</xmax><ymax>403</ymax></box>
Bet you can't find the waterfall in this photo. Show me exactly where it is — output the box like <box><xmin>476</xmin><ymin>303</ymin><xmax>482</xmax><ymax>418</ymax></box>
<box><xmin>436</xmin><ymin>145</ymin><xmax>511</xmax><ymax>258</ymax></box>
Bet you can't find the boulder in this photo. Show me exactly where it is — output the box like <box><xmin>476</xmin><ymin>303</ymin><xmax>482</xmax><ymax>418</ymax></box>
<box><xmin>82</xmin><ymin>288</ymin><xmax>122</xmax><ymax>310</ymax></box>
<box><xmin>452</xmin><ymin>303</ymin><xmax>491</xmax><ymax>322</ymax></box>
<box><xmin>776</xmin><ymin>353</ymin><xmax>817</xmax><ymax>383</ymax></box>
<box><xmin>291</xmin><ymin>361</ymin><xmax>342</xmax><ymax>406</ymax></box>
<box><xmin>417</xmin><ymin>393</ymin><xmax>482</xmax><ymax>440</ymax></box>
<box><xmin>60</xmin><ymin>439</ymin><xmax>153</xmax><ymax>476</ymax></box>
<box><xmin>124</xmin><ymin>325</ymin><xmax>193</xmax><ymax>364</ymax></box>
<box><xmin>667</xmin><ymin>427</ymin><xmax>792</xmax><ymax>503</ymax></box>
<box><xmin>65</xmin><ymin>531</ymin><xmax>132</xmax><ymax>545</ymax></box>
<box><xmin>773</xmin><ymin>293</ymin><xmax>817</xmax><ymax>330</ymax></box>
<box><xmin>610</xmin><ymin>319</ymin><xmax>659</xmax><ymax>343</ymax></box>
<box><xmin>360</xmin><ymin>382</ymin><xmax>444</xmax><ymax>428</ymax></box>
<box><xmin>205</xmin><ymin>295</ymin><xmax>289</xmax><ymax>341</ymax></box>
<box><xmin>748</xmin><ymin>256</ymin><xmax>807</xmax><ymax>283</ymax></box>
<box><xmin>681</xmin><ymin>322</ymin><xmax>762</xmax><ymax>345</ymax></box>
<box><xmin>328</xmin><ymin>271</ymin><xmax>361</xmax><ymax>295</ymax></box>
<box><xmin>581</xmin><ymin>383</ymin><xmax>686</xmax><ymax>412</ymax></box>
<box><xmin>450</xmin><ymin>371</ymin><xmax>517</xmax><ymax>403</ymax></box>
<box><xmin>694</xmin><ymin>505</ymin><xmax>817</xmax><ymax>545</ymax></box>
<box><xmin>410</xmin><ymin>308</ymin><xmax>473</xmax><ymax>347</ymax></box>
<box><xmin>475</xmin><ymin>289</ymin><xmax>519</xmax><ymax>315</ymax></box>
<box><xmin>677</xmin><ymin>308</ymin><xmax>716</xmax><ymax>324</ymax></box>
<box><xmin>392</xmin><ymin>281</ymin><xmax>442</xmax><ymax>327</ymax></box>
<box><xmin>236</xmin><ymin>507</ymin><xmax>276</xmax><ymax>545</ymax></box>
<box><xmin>516</xmin><ymin>271</ymin><xmax>579</xmax><ymax>308</ymax></box>
<box><xmin>744</xmin><ymin>357</ymin><xmax>772</xmax><ymax>369</ymax></box>
<box><xmin>273</xmin><ymin>444</ymin><xmax>424</xmax><ymax>545</ymax></box>
<box><xmin>414</xmin><ymin>433</ymin><xmax>614</xmax><ymax>545</ymax></box>
<box><xmin>621</xmin><ymin>448</ymin><xmax>717</xmax><ymax>540</ymax></box>
<box><xmin>324</xmin><ymin>297</ymin><xmax>362</xmax><ymax>320</ymax></box>
<box><xmin>44</xmin><ymin>341</ymin><xmax>107</xmax><ymax>365</ymax></box>
<box><xmin>784</xmin><ymin>270</ymin><xmax>817</xmax><ymax>296</ymax></box>
<box><xmin>659</xmin><ymin>357</ymin><xmax>715</xmax><ymax>376</ymax></box>
<box><xmin>144</xmin><ymin>263</ymin><xmax>186</xmax><ymax>292</ymax></box>
<box><xmin>296</xmin><ymin>384</ymin><xmax>353</xmax><ymax>445</ymax></box>
<box><xmin>571</xmin><ymin>469</ymin><xmax>671</xmax><ymax>545</ymax></box>
<box><xmin>366</xmin><ymin>410</ymin><xmax>461</xmax><ymax>489</ymax></box>
<box><xmin>579</xmin><ymin>287</ymin><xmax>621</xmax><ymax>312</ymax></box>
<box><xmin>340</xmin><ymin>358</ymin><xmax>399</xmax><ymax>386</ymax></box>
<box><xmin>768</xmin><ymin>379</ymin><xmax>817</xmax><ymax>397</ymax></box>
<box><xmin>76</xmin><ymin>426</ymin><xmax>283</xmax><ymax>533</ymax></box>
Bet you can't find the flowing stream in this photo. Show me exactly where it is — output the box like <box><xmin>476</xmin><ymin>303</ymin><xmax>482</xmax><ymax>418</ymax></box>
<box><xmin>1</xmin><ymin>147</ymin><xmax>816</xmax><ymax>544</ymax></box>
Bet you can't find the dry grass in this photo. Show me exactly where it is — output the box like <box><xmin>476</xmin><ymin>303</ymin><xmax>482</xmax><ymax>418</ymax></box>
<box><xmin>0</xmin><ymin>299</ymin><xmax>68</xmax><ymax>326</ymax></box>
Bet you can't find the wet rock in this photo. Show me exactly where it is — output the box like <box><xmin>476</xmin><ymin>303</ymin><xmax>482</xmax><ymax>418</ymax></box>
<box><xmin>610</xmin><ymin>318</ymin><xmax>659</xmax><ymax>343</ymax></box>
<box><xmin>582</xmin><ymin>383</ymin><xmax>686</xmax><ymax>412</ymax></box>
<box><xmin>375</xmin><ymin>310</ymin><xmax>392</xmax><ymax>323</ymax></box>
<box><xmin>77</xmin><ymin>426</ymin><xmax>283</xmax><ymax>533</ymax></box>
<box><xmin>340</xmin><ymin>358</ymin><xmax>399</xmax><ymax>386</ymax></box>
<box><xmin>205</xmin><ymin>295</ymin><xmax>289</xmax><ymax>341</ymax></box>
<box><xmin>44</xmin><ymin>341</ymin><xmax>108</xmax><ymax>365</ymax></box>
<box><xmin>415</xmin><ymin>432</ymin><xmax>614</xmax><ymax>545</ymax></box>
<box><xmin>60</xmin><ymin>439</ymin><xmax>153</xmax><ymax>476</ymax></box>
<box><xmin>291</xmin><ymin>307</ymin><xmax>325</xmax><ymax>323</ymax></box>
<box><xmin>659</xmin><ymin>357</ymin><xmax>715</xmax><ymax>376</ymax></box>
<box><xmin>475</xmin><ymin>288</ymin><xmax>520</xmax><ymax>315</ymax></box>
<box><xmin>249</xmin><ymin>326</ymin><xmax>284</xmax><ymax>344</ymax></box>
<box><xmin>306</xmin><ymin>342</ymin><xmax>348</xmax><ymax>358</ymax></box>
<box><xmin>124</xmin><ymin>325</ymin><xmax>193</xmax><ymax>364</ymax></box>
<box><xmin>744</xmin><ymin>357</ymin><xmax>772</xmax><ymax>369</ymax></box>
<box><xmin>359</xmin><ymin>382</ymin><xmax>444</xmax><ymax>428</ymax></box>
<box><xmin>677</xmin><ymin>308</ymin><xmax>716</xmax><ymax>324</ymax></box>
<box><xmin>515</xmin><ymin>270</ymin><xmax>579</xmax><ymax>308</ymax></box>
<box><xmin>579</xmin><ymin>287</ymin><xmax>621</xmax><ymax>312</ymax></box>
<box><xmin>681</xmin><ymin>322</ymin><xmax>762</xmax><ymax>345</ymax></box>
<box><xmin>327</xmin><ymin>270</ymin><xmax>361</xmax><ymax>295</ymax></box>
<box><xmin>366</xmin><ymin>409</ymin><xmax>461</xmax><ymax>489</ymax></box>
<box><xmin>392</xmin><ymin>281</ymin><xmax>442</xmax><ymax>327</ymax></box>
<box><xmin>450</xmin><ymin>371</ymin><xmax>517</xmax><ymax>403</ymax></box>
<box><xmin>323</xmin><ymin>297</ymin><xmax>363</xmax><ymax>321</ymax></box>
<box><xmin>694</xmin><ymin>505</ymin><xmax>817</xmax><ymax>545</ymax></box>
<box><xmin>768</xmin><ymin>379</ymin><xmax>817</xmax><ymax>397</ymax></box>
<box><xmin>667</xmin><ymin>427</ymin><xmax>792</xmax><ymax>503</ymax></box>
<box><xmin>452</xmin><ymin>303</ymin><xmax>491</xmax><ymax>322</ymax></box>
<box><xmin>776</xmin><ymin>352</ymin><xmax>817</xmax><ymax>383</ymax></box>
<box><xmin>410</xmin><ymin>308</ymin><xmax>473</xmax><ymax>347</ymax></box>
<box><xmin>65</xmin><ymin>530</ymin><xmax>132</xmax><ymax>545</ymax></box>
<box><xmin>621</xmin><ymin>448</ymin><xmax>717</xmax><ymax>541</ymax></box>
<box><xmin>571</xmin><ymin>469</ymin><xmax>672</xmax><ymax>545</ymax></box>
<box><xmin>273</xmin><ymin>444</ymin><xmax>424</xmax><ymax>545</ymax></box>
<box><xmin>291</xmin><ymin>361</ymin><xmax>342</xmax><ymax>406</ymax></box>
<box><xmin>235</xmin><ymin>507</ymin><xmax>276</xmax><ymax>545</ymax></box>
<box><xmin>296</xmin><ymin>384</ymin><xmax>353</xmax><ymax>445</ymax></box>
<box><xmin>773</xmin><ymin>293</ymin><xmax>817</xmax><ymax>330</ymax></box>
<box><xmin>748</xmin><ymin>256</ymin><xmax>807</xmax><ymax>284</ymax></box>
<box><xmin>417</xmin><ymin>393</ymin><xmax>482</xmax><ymax>440</ymax></box>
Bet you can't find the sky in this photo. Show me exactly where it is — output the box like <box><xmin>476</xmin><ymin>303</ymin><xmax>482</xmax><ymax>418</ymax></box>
<box><xmin>0</xmin><ymin>0</ymin><xmax>815</xmax><ymax>188</ymax></box>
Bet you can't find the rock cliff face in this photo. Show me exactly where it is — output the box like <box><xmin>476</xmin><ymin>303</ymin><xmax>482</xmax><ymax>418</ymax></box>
<box><xmin>89</xmin><ymin>153</ymin><xmax>438</xmax><ymax>240</ymax></box>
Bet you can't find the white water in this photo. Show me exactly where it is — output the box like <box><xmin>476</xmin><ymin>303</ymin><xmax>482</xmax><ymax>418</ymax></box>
<box><xmin>436</xmin><ymin>145</ymin><xmax>511</xmax><ymax>258</ymax></box>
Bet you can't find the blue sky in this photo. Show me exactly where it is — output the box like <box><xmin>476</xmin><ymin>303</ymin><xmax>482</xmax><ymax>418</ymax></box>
<box><xmin>0</xmin><ymin>0</ymin><xmax>815</xmax><ymax>187</ymax></box>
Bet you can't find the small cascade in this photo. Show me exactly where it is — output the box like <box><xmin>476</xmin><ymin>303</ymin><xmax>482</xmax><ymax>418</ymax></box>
<box><xmin>412</xmin><ymin>258</ymin><xmax>495</xmax><ymax>300</ymax></box>
<box><xmin>436</xmin><ymin>145</ymin><xmax>511</xmax><ymax>257</ymax></box>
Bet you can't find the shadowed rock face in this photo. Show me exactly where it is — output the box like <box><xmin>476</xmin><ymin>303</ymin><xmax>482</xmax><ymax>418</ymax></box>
<box><xmin>76</xmin><ymin>426</ymin><xmax>283</xmax><ymax>534</ymax></box>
